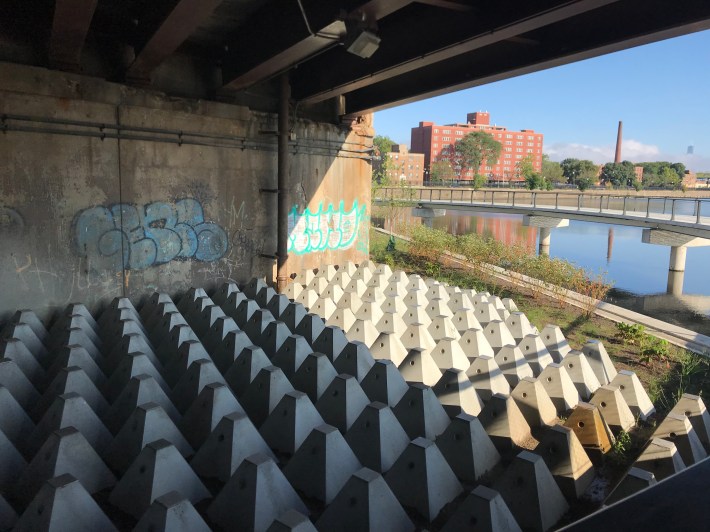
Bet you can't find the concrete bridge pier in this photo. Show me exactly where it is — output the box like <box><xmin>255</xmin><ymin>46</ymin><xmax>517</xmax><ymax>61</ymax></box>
<box><xmin>412</xmin><ymin>206</ymin><xmax>446</xmax><ymax>229</ymax></box>
<box><xmin>642</xmin><ymin>229</ymin><xmax>710</xmax><ymax>296</ymax></box>
<box><xmin>523</xmin><ymin>216</ymin><xmax>570</xmax><ymax>256</ymax></box>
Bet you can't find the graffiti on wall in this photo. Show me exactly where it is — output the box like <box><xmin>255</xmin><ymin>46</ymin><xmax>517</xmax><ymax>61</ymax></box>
<box><xmin>74</xmin><ymin>198</ymin><xmax>228</xmax><ymax>270</ymax></box>
<box><xmin>287</xmin><ymin>200</ymin><xmax>366</xmax><ymax>255</ymax></box>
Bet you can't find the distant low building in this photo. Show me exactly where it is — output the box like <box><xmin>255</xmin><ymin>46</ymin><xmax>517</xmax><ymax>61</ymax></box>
<box><xmin>374</xmin><ymin>144</ymin><xmax>425</xmax><ymax>185</ymax></box>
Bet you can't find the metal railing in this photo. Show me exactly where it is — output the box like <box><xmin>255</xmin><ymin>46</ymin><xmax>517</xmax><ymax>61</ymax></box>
<box><xmin>373</xmin><ymin>187</ymin><xmax>710</xmax><ymax>225</ymax></box>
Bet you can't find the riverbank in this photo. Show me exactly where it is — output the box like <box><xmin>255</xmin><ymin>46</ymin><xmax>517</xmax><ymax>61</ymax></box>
<box><xmin>369</xmin><ymin>226</ymin><xmax>710</xmax><ymax>418</ymax></box>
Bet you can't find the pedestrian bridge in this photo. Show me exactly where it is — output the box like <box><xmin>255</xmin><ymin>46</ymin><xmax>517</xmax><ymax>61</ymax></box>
<box><xmin>373</xmin><ymin>187</ymin><xmax>710</xmax><ymax>240</ymax></box>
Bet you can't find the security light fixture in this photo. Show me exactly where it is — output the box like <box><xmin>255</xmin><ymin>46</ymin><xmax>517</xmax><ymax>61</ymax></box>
<box><xmin>345</xmin><ymin>27</ymin><xmax>381</xmax><ymax>58</ymax></box>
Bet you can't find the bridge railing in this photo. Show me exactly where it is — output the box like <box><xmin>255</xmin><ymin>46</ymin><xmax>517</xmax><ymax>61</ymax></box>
<box><xmin>374</xmin><ymin>187</ymin><xmax>710</xmax><ymax>225</ymax></box>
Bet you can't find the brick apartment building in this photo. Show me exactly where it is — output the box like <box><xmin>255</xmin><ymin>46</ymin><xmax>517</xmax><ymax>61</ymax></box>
<box><xmin>374</xmin><ymin>143</ymin><xmax>425</xmax><ymax>185</ymax></box>
<box><xmin>410</xmin><ymin>112</ymin><xmax>543</xmax><ymax>182</ymax></box>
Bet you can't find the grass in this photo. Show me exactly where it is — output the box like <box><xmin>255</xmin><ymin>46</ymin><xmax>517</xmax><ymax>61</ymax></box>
<box><xmin>370</xmin><ymin>226</ymin><xmax>710</xmax><ymax>421</ymax></box>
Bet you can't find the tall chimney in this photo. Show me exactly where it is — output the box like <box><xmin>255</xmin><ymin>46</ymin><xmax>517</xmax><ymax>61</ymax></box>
<box><xmin>614</xmin><ymin>121</ymin><xmax>623</xmax><ymax>163</ymax></box>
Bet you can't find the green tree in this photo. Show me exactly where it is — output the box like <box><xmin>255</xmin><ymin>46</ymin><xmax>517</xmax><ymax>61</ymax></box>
<box><xmin>561</xmin><ymin>158</ymin><xmax>598</xmax><ymax>186</ymax></box>
<box><xmin>440</xmin><ymin>131</ymin><xmax>501</xmax><ymax>181</ymax></box>
<box><xmin>472</xmin><ymin>174</ymin><xmax>488</xmax><ymax>190</ymax></box>
<box><xmin>576</xmin><ymin>176</ymin><xmax>594</xmax><ymax>191</ymax></box>
<box><xmin>600</xmin><ymin>161</ymin><xmax>636</xmax><ymax>187</ymax></box>
<box><xmin>542</xmin><ymin>154</ymin><xmax>564</xmax><ymax>184</ymax></box>
<box><xmin>429</xmin><ymin>160</ymin><xmax>454</xmax><ymax>184</ymax></box>
<box><xmin>372</xmin><ymin>135</ymin><xmax>395</xmax><ymax>184</ymax></box>
<box><xmin>517</xmin><ymin>155</ymin><xmax>545</xmax><ymax>190</ymax></box>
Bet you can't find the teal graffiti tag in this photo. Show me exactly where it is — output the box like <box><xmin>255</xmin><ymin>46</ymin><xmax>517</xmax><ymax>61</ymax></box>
<box><xmin>288</xmin><ymin>200</ymin><xmax>366</xmax><ymax>255</ymax></box>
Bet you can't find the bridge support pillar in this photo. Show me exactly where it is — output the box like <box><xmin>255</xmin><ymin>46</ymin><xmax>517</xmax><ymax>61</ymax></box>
<box><xmin>522</xmin><ymin>216</ymin><xmax>569</xmax><ymax>256</ymax></box>
<box><xmin>642</xmin><ymin>229</ymin><xmax>710</xmax><ymax>295</ymax></box>
<box><xmin>412</xmin><ymin>206</ymin><xmax>446</xmax><ymax>229</ymax></box>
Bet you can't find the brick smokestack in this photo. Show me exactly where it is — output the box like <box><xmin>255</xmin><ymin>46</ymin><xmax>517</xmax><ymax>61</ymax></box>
<box><xmin>614</xmin><ymin>120</ymin><xmax>622</xmax><ymax>163</ymax></box>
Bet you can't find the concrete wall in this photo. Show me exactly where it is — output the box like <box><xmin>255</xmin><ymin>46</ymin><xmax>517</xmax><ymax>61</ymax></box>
<box><xmin>0</xmin><ymin>63</ymin><xmax>372</xmax><ymax>322</ymax></box>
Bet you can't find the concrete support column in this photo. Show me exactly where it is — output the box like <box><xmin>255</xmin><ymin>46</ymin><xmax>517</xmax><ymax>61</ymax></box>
<box><xmin>669</xmin><ymin>245</ymin><xmax>687</xmax><ymax>272</ymax></box>
<box><xmin>276</xmin><ymin>73</ymin><xmax>290</xmax><ymax>293</ymax></box>
<box><xmin>539</xmin><ymin>227</ymin><xmax>551</xmax><ymax>256</ymax></box>
<box><xmin>667</xmin><ymin>270</ymin><xmax>685</xmax><ymax>296</ymax></box>
<box><xmin>412</xmin><ymin>206</ymin><xmax>446</xmax><ymax>230</ymax></box>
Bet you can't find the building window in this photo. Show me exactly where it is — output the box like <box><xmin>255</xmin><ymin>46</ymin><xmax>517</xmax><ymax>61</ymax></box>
<box><xmin>528</xmin><ymin>136</ymin><xmax>534</xmax><ymax>140</ymax></box>
<box><xmin>505</xmin><ymin>134</ymin><xmax>512</xmax><ymax>139</ymax></box>
<box><xmin>527</xmin><ymin>149</ymin><xmax>533</xmax><ymax>154</ymax></box>
<box><xmin>516</xmin><ymin>148</ymin><xmax>523</xmax><ymax>152</ymax></box>
<box><xmin>505</xmin><ymin>141</ymin><xmax>512</xmax><ymax>145</ymax></box>
<box><xmin>515</xmin><ymin>154</ymin><xmax>522</xmax><ymax>159</ymax></box>
<box><xmin>485</xmin><ymin>166</ymin><xmax>492</xmax><ymax>171</ymax></box>
<box><xmin>516</xmin><ymin>141</ymin><xmax>523</xmax><ymax>146</ymax></box>
<box><xmin>516</xmin><ymin>135</ymin><xmax>523</xmax><ymax>139</ymax></box>
<box><xmin>443</xmin><ymin>129</ymin><xmax>451</xmax><ymax>134</ymax></box>
<box><xmin>504</xmin><ymin>154</ymin><xmax>512</xmax><ymax>158</ymax></box>
<box><xmin>433</xmin><ymin>143</ymin><xmax>438</xmax><ymax>148</ymax></box>
<box><xmin>434</xmin><ymin>129</ymin><xmax>439</xmax><ymax>133</ymax></box>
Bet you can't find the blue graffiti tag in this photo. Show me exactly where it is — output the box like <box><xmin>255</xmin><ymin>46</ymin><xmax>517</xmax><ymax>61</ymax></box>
<box><xmin>75</xmin><ymin>198</ymin><xmax>228</xmax><ymax>270</ymax></box>
<box><xmin>287</xmin><ymin>200</ymin><xmax>366</xmax><ymax>255</ymax></box>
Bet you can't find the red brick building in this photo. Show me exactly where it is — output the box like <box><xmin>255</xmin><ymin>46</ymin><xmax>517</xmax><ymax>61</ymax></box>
<box><xmin>373</xmin><ymin>144</ymin><xmax>425</xmax><ymax>185</ymax></box>
<box><xmin>410</xmin><ymin>112</ymin><xmax>544</xmax><ymax>182</ymax></box>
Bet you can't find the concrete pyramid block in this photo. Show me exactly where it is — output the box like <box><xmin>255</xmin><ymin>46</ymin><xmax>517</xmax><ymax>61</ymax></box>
<box><xmin>385</xmin><ymin>437</ymin><xmax>463</xmax><ymax>522</ymax></box>
<box><xmin>0</xmin><ymin>338</ymin><xmax>45</xmax><ymax>387</ymax></box>
<box><xmin>582</xmin><ymin>339</ymin><xmax>617</xmax><ymax>385</ymax></box>
<box><xmin>393</xmin><ymin>383</ymin><xmax>450</xmax><ymax>440</ymax></box>
<box><xmin>466</xmin><ymin>355</ymin><xmax>511</xmax><ymax>402</ymax></box>
<box><xmin>191</xmin><ymin>411</ymin><xmax>275</xmax><ymax>481</ymax></box>
<box><xmin>260</xmin><ymin>391</ymin><xmax>324</xmax><ymax>455</ymax></box>
<box><xmin>360</xmin><ymin>285</ymin><xmax>385</xmax><ymax>305</ymax></box>
<box><xmin>336</xmin><ymin>291</ymin><xmax>362</xmax><ymax>314</ymax></box>
<box><xmin>15</xmin><ymin>427</ymin><xmax>116</xmax><ymax>507</ymax></box>
<box><xmin>632</xmin><ymin>437</ymin><xmax>686</xmax><ymax>481</ymax></box>
<box><xmin>244</xmin><ymin>309</ymin><xmax>277</xmax><ymax>344</ymax></box>
<box><xmin>652</xmin><ymin>412</ymin><xmax>707</xmax><ymax>465</ymax></box>
<box><xmin>388</xmin><ymin>270</ymin><xmax>408</xmax><ymax>286</ymax></box>
<box><xmin>272</xmin><ymin>334</ymin><xmax>313</xmax><ymax>381</ymax></box>
<box><xmin>109</xmin><ymin>439</ymin><xmax>210</xmax><ymax>519</ymax></box>
<box><xmin>401</xmin><ymin>305</ymin><xmax>431</xmax><ymax>327</ymax></box>
<box><xmin>403</xmin><ymin>289</ymin><xmax>428</xmax><ymax>310</ymax></box>
<box><xmin>426</xmin><ymin>283</ymin><xmax>450</xmax><ymax>303</ymax></box>
<box><xmin>208</xmin><ymin>453</ymin><xmax>308</xmax><ymax>532</ymax></box>
<box><xmin>451</xmin><ymin>309</ymin><xmax>482</xmax><ymax>334</ymax></box>
<box><xmin>505</xmin><ymin>312</ymin><xmax>535</xmax><ymax>343</ymax></box>
<box><xmin>315</xmin><ymin>374</ymin><xmax>370</xmax><ymax>433</ymax></box>
<box><xmin>361</xmin><ymin>360</ymin><xmax>409</xmax><ymax>407</ymax></box>
<box><xmin>478</xmin><ymin>393</ymin><xmax>533</xmax><ymax>454</ymax></box>
<box><xmin>144</xmin><ymin>300</ymin><xmax>179</xmax><ymax>335</ymax></box>
<box><xmin>202</xmin><ymin>315</ymin><xmax>239</xmax><ymax>355</ymax></box>
<box><xmin>310</xmin><ymin>297</ymin><xmax>338</xmax><ymax>321</ymax></box>
<box><xmin>34</xmin><ymin>366</ymin><xmax>109</xmax><ymax>420</ymax></box>
<box><xmin>560</xmin><ymin>351</ymin><xmax>601</xmax><ymax>401</ymax></box>
<box><xmin>48</xmin><ymin>315</ymin><xmax>101</xmax><ymax>350</ymax></box>
<box><xmin>54</xmin><ymin>304</ymin><xmax>98</xmax><ymax>333</ymax></box>
<box><xmin>381</xmin><ymin>294</ymin><xmax>407</xmax><ymax>315</ymax></box>
<box><xmin>326</xmin><ymin>307</ymin><xmax>357</xmax><ymax>333</ymax></box>
<box><xmin>0</xmin><ymin>384</ymin><xmax>35</xmax><ymax>451</ymax></box>
<box><xmin>347</xmin><ymin>319</ymin><xmax>380</xmax><ymax>348</ymax></box>
<box><xmin>426</xmin><ymin>299</ymin><xmax>453</xmax><ymax>321</ymax></box>
<box><xmin>436</xmin><ymin>413</ymin><xmax>501</xmax><ymax>483</ymax></box>
<box><xmin>671</xmin><ymin>393</ymin><xmax>710</xmax><ymax>453</ymax></box>
<box><xmin>133</xmin><ymin>491</ymin><xmax>211</xmax><ymax>532</ymax></box>
<box><xmin>459</xmin><ymin>327</ymin><xmax>495</xmax><ymax>359</ymax></box>
<box><xmin>105</xmin><ymin>374</ymin><xmax>180</xmax><ymax>434</ymax></box>
<box><xmin>234</xmin><ymin>298</ymin><xmax>261</xmax><ymax>327</ymax></box>
<box><xmin>244</xmin><ymin>277</ymin><xmax>270</xmax><ymax>300</ymax></box>
<box><xmin>605</xmin><ymin>467</ymin><xmax>657</xmax><ymax>505</ymax></box>
<box><xmin>293</xmin><ymin>268</ymin><xmax>315</xmax><ymax>286</ymax></box>
<box><xmin>427</xmin><ymin>316</ymin><xmax>460</xmax><ymax>343</ymax></box>
<box><xmin>0</xmin><ymin>358</ymin><xmax>41</xmax><ymax>410</ymax></box>
<box><xmin>350</xmin><ymin>268</ymin><xmax>373</xmax><ymax>286</ymax></box>
<box><xmin>345</xmin><ymin>401</ymin><xmax>410</xmax><ymax>473</ymax></box>
<box><xmin>176</xmin><ymin>288</ymin><xmax>208</xmax><ymax>316</ymax></box>
<box><xmin>211</xmin><ymin>329</ymin><xmax>254</xmax><ymax>374</ymax></box>
<box><xmin>493</xmin><ymin>451</ymin><xmax>569</xmax><ymax>532</ymax></box>
<box><xmin>341</xmin><ymin>261</ymin><xmax>360</xmax><ymax>277</ymax></box>
<box><xmin>240</xmin><ymin>365</ymin><xmax>295</xmax><ymax>427</ymax></box>
<box><xmin>330</xmin><ymin>269</ymin><xmax>352</xmax><ymax>289</ymax></box>
<box><xmin>400</xmin><ymin>323</ymin><xmax>436</xmax><ymax>353</ymax></box>
<box><xmin>441</xmin><ymin>485</ymin><xmax>521</xmax><ymax>532</ymax></box>
<box><xmin>106</xmin><ymin>402</ymin><xmax>193</xmax><ymax>472</ymax></box>
<box><xmin>194</xmin><ymin>304</ymin><xmax>226</xmax><ymax>339</ymax></box>
<box><xmin>432</xmin><ymin>368</ymin><xmax>484</xmax><ymax>417</ymax></box>
<box><xmin>312</xmin><ymin>325</ymin><xmax>348</xmax><ymax>361</ymax></box>
<box><xmin>398</xmin><ymin>348</ymin><xmax>442</xmax><ymax>386</ymax></box>
<box><xmin>46</xmin><ymin>345</ymin><xmax>106</xmax><ymax>390</ymax></box>
<box><xmin>0</xmin><ymin>493</ymin><xmax>17</xmax><ymax>530</ymax></box>
<box><xmin>533</xmin><ymin>424</ymin><xmax>594</xmax><ymax>500</ymax></box>
<box><xmin>151</xmin><ymin>311</ymin><xmax>189</xmax><ymax>347</ymax></box>
<box><xmin>540</xmin><ymin>325</ymin><xmax>571</xmax><ymax>362</ymax></box>
<box><xmin>432</xmin><ymin>338</ymin><xmax>470</xmax><ymax>373</ymax></box>
<box><xmin>370</xmin><ymin>332</ymin><xmax>408</xmax><ymax>366</ymax></box>
<box><xmin>224</xmin><ymin>346</ymin><xmax>272</xmax><ymax>398</ymax></box>
<box><xmin>502</xmin><ymin>298</ymin><xmax>519</xmax><ymax>312</ymax></box>
<box><xmin>610</xmin><ymin>370</ymin><xmax>655</xmax><ymax>421</ymax></box>
<box><xmin>4</xmin><ymin>323</ymin><xmax>49</xmax><ymax>365</ymax></box>
<box><xmin>494</xmin><ymin>345</ymin><xmax>534</xmax><ymax>387</ymax></box>
<box><xmin>178</xmin><ymin>382</ymin><xmax>245</xmax><ymax>450</ymax></box>
<box><xmin>28</xmin><ymin>392</ymin><xmax>112</xmax><ymax>457</ymax></box>
<box><xmin>374</xmin><ymin>263</ymin><xmax>393</xmax><ymax>278</ymax></box>
<box><xmin>260</xmin><ymin>321</ymin><xmax>292</xmax><ymax>359</ymax></box>
<box><xmin>53</xmin><ymin>327</ymin><xmax>103</xmax><ymax>365</ymax></box>
<box><xmin>14</xmin><ymin>474</ymin><xmax>117</xmax><ymax>532</ymax></box>
<box><xmin>510</xmin><ymin>376</ymin><xmax>557</xmax><ymax>428</ymax></box>
<box><xmin>166</xmin><ymin>339</ymin><xmax>214</xmax><ymax>389</ymax></box>
<box><xmin>280</xmin><ymin>302</ymin><xmax>308</xmax><ymax>333</ymax></box>
<box><xmin>317</xmin><ymin>467</ymin><xmax>414</xmax><ymax>531</ymax></box>
<box><xmin>284</xmin><ymin>424</ymin><xmax>362</xmax><ymax>503</ymax></box>
<box><xmin>284</xmin><ymin>281</ymin><xmax>304</xmax><ymax>302</ymax></box>
<box><xmin>405</xmin><ymin>275</ymin><xmax>427</xmax><ymax>292</ymax></box>
<box><xmin>307</xmin><ymin>276</ymin><xmax>330</xmax><ymax>296</ymax></box>
<box><xmin>255</xmin><ymin>285</ymin><xmax>278</xmax><ymax>309</ymax></box>
<box><xmin>212</xmin><ymin>281</ymin><xmax>239</xmax><ymax>307</ymax></box>
<box><xmin>155</xmin><ymin>324</ymin><xmax>198</xmax><ymax>367</ymax></box>
<box><xmin>10</xmin><ymin>310</ymin><xmax>49</xmax><ymax>343</ymax></box>
<box><xmin>354</xmin><ymin>301</ymin><xmax>383</xmax><ymax>324</ymax></box>
<box><xmin>0</xmin><ymin>424</ymin><xmax>26</xmax><ymax>490</ymax></box>
<box><xmin>290</xmin><ymin>352</ymin><xmax>337</xmax><ymax>403</ymax></box>
<box><xmin>108</xmin><ymin>351</ymin><xmax>170</xmax><ymax>403</ymax></box>
<box><xmin>539</xmin><ymin>363</ymin><xmax>581</xmax><ymax>414</ymax></box>
<box><xmin>475</xmin><ymin>303</ymin><xmax>503</xmax><ymax>327</ymax></box>
<box><xmin>319</xmin><ymin>284</ymin><xmax>344</xmax><ymax>306</ymax></box>
<box><xmin>563</xmin><ymin>402</ymin><xmax>614</xmax><ymax>456</ymax></box>
<box><xmin>334</xmin><ymin>341</ymin><xmax>376</xmax><ymax>381</ymax></box>
<box><xmin>482</xmin><ymin>319</ymin><xmax>516</xmax><ymax>354</ymax></box>
<box><xmin>589</xmin><ymin>385</ymin><xmax>635</xmax><ymax>433</ymax></box>
<box><xmin>374</xmin><ymin>311</ymin><xmax>407</xmax><ymax>338</ymax></box>
<box><xmin>171</xmin><ymin>359</ymin><xmax>226</xmax><ymax>414</ymax></box>
<box><xmin>294</xmin><ymin>313</ymin><xmax>327</xmax><ymax>348</ymax></box>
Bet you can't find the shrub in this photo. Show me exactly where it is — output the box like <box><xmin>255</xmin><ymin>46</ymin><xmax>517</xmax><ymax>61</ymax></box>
<box><xmin>615</xmin><ymin>322</ymin><xmax>645</xmax><ymax>345</ymax></box>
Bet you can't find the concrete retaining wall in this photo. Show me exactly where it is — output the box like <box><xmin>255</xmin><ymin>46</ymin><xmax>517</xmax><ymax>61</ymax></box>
<box><xmin>0</xmin><ymin>63</ymin><xmax>372</xmax><ymax>322</ymax></box>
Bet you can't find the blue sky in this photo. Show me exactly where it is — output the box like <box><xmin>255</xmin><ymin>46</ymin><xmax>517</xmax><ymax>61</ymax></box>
<box><xmin>373</xmin><ymin>29</ymin><xmax>710</xmax><ymax>171</ymax></box>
